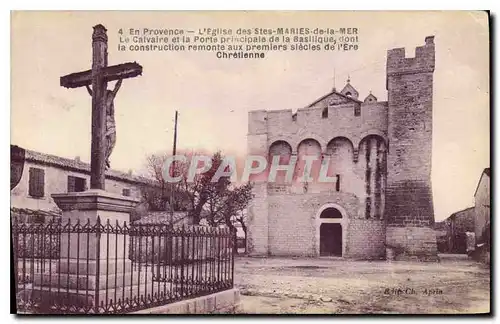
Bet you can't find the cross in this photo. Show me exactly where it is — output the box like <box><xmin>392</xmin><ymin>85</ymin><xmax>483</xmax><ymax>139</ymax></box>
<box><xmin>60</xmin><ymin>24</ymin><xmax>142</xmax><ymax>190</ymax></box>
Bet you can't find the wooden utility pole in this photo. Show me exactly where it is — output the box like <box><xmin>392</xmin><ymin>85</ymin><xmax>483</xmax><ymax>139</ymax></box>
<box><xmin>170</xmin><ymin>110</ymin><xmax>178</xmax><ymax>224</ymax></box>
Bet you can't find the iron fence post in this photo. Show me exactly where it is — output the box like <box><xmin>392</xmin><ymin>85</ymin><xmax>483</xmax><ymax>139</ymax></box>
<box><xmin>231</xmin><ymin>229</ymin><xmax>235</xmax><ymax>287</ymax></box>
<box><xmin>180</xmin><ymin>225</ymin><xmax>185</xmax><ymax>298</ymax></box>
<box><xmin>12</xmin><ymin>216</ymin><xmax>19</xmax><ymax>312</ymax></box>
<box><xmin>94</xmin><ymin>216</ymin><xmax>102</xmax><ymax>314</ymax></box>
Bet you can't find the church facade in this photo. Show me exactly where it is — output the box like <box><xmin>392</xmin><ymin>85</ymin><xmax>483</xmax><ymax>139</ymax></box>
<box><xmin>247</xmin><ymin>36</ymin><xmax>438</xmax><ymax>260</ymax></box>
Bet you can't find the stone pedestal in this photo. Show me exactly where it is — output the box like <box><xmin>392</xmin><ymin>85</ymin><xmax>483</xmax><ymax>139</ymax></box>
<box><xmin>27</xmin><ymin>190</ymin><xmax>155</xmax><ymax>312</ymax></box>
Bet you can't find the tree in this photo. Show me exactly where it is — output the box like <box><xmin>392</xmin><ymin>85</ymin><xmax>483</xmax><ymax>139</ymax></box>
<box><xmin>142</xmin><ymin>152</ymin><xmax>192</xmax><ymax>213</ymax></box>
<box><xmin>142</xmin><ymin>150</ymin><xmax>254</xmax><ymax>231</ymax></box>
<box><xmin>200</xmin><ymin>154</ymin><xmax>253</xmax><ymax>253</ymax></box>
<box><xmin>142</xmin><ymin>153</ymin><xmax>170</xmax><ymax>211</ymax></box>
<box><xmin>216</xmin><ymin>183</ymin><xmax>253</xmax><ymax>254</ymax></box>
<box><xmin>235</xmin><ymin>209</ymin><xmax>248</xmax><ymax>254</ymax></box>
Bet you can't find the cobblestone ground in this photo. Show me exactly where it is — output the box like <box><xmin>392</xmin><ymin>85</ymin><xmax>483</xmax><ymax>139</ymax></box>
<box><xmin>234</xmin><ymin>254</ymin><xmax>490</xmax><ymax>314</ymax></box>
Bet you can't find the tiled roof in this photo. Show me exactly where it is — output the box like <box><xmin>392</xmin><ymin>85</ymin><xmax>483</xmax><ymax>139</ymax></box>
<box><xmin>442</xmin><ymin>206</ymin><xmax>474</xmax><ymax>223</ymax></box>
<box><xmin>14</xmin><ymin>145</ymin><xmax>155</xmax><ymax>186</ymax></box>
<box><xmin>448</xmin><ymin>207</ymin><xmax>476</xmax><ymax>233</ymax></box>
<box><xmin>450</xmin><ymin>206</ymin><xmax>475</xmax><ymax>217</ymax></box>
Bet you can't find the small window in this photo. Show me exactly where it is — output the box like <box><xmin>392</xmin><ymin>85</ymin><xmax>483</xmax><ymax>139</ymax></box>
<box><xmin>354</xmin><ymin>104</ymin><xmax>361</xmax><ymax>116</ymax></box>
<box><xmin>122</xmin><ymin>188</ymin><xmax>131</xmax><ymax>197</ymax></box>
<box><xmin>322</xmin><ymin>107</ymin><xmax>328</xmax><ymax>118</ymax></box>
<box><xmin>336</xmin><ymin>175</ymin><xmax>341</xmax><ymax>192</ymax></box>
<box><xmin>68</xmin><ymin>175</ymin><xmax>87</xmax><ymax>192</ymax></box>
<box><xmin>29</xmin><ymin>167</ymin><xmax>45</xmax><ymax>198</ymax></box>
<box><xmin>345</xmin><ymin>91</ymin><xmax>352</xmax><ymax>97</ymax></box>
<box><xmin>365</xmin><ymin>197</ymin><xmax>372</xmax><ymax>219</ymax></box>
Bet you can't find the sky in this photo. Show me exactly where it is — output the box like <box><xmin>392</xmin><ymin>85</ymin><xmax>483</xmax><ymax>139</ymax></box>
<box><xmin>11</xmin><ymin>11</ymin><xmax>489</xmax><ymax>220</ymax></box>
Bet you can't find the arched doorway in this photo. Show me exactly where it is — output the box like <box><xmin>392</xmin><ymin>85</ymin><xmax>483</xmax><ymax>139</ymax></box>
<box><xmin>315</xmin><ymin>204</ymin><xmax>346</xmax><ymax>257</ymax></box>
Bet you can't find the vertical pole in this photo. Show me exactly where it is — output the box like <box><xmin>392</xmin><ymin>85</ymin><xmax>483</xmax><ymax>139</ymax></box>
<box><xmin>170</xmin><ymin>110</ymin><xmax>178</xmax><ymax>225</ymax></box>
<box><xmin>90</xmin><ymin>24</ymin><xmax>108</xmax><ymax>190</ymax></box>
<box><xmin>180</xmin><ymin>225</ymin><xmax>185</xmax><ymax>298</ymax></box>
<box><xmin>85</xmin><ymin>220</ymin><xmax>90</xmax><ymax>312</ymax></box>
<box><xmin>333</xmin><ymin>68</ymin><xmax>336</xmax><ymax>90</ymax></box>
<box><xmin>231</xmin><ymin>228</ymin><xmax>235</xmax><ymax>287</ymax></box>
<box><xmin>94</xmin><ymin>216</ymin><xmax>102</xmax><ymax>313</ymax></box>
<box><xmin>76</xmin><ymin>220</ymin><xmax>81</xmax><ymax>307</ymax></box>
<box><xmin>12</xmin><ymin>217</ymin><xmax>19</xmax><ymax>311</ymax></box>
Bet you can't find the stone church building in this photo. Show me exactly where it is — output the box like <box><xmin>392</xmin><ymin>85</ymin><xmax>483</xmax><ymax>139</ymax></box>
<box><xmin>247</xmin><ymin>36</ymin><xmax>438</xmax><ymax>260</ymax></box>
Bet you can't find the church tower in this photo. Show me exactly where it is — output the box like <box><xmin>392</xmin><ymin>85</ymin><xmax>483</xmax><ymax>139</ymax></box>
<box><xmin>385</xmin><ymin>36</ymin><xmax>438</xmax><ymax>260</ymax></box>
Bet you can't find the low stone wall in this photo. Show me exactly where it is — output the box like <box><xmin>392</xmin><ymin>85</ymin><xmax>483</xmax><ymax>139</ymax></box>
<box><xmin>386</xmin><ymin>226</ymin><xmax>439</xmax><ymax>261</ymax></box>
<box><xmin>133</xmin><ymin>288</ymin><xmax>240</xmax><ymax>314</ymax></box>
<box><xmin>17</xmin><ymin>288</ymin><xmax>240</xmax><ymax>315</ymax></box>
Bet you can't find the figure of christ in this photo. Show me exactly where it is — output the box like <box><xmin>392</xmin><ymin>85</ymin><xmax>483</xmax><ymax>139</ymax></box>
<box><xmin>86</xmin><ymin>79</ymin><xmax>122</xmax><ymax>169</ymax></box>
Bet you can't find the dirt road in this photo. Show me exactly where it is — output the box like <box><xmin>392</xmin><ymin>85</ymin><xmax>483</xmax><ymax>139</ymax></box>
<box><xmin>234</xmin><ymin>255</ymin><xmax>490</xmax><ymax>314</ymax></box>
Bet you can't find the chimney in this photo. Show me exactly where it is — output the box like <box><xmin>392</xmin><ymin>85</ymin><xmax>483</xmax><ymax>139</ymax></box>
<box><xmin>75</xmin><ymin>156</ymin><xmax>81</xmax><ymax>162</ymax></box>
<box><xmin>128</xmin><ymin>169</ymin><xmax>133</xmax><ymax>175</ymax></box>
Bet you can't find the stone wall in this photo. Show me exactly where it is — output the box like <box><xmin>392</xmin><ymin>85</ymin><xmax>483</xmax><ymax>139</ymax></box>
<box><xmin>246</xmin><ymin>113</ymin><xmax>269</xmax><ymax>255</ymax></box>
<box><xmin>133</xmin><ymin>288</ymin><xmax>240</xmax><ymax>314</ymax></box>
<box><xmin>474</xmin><ymin>172</ymin><xmax>490</xmax><ymax>243</ymax></box>
<box><xmin>247</xmin><ymin>183</ymin><xmax>269</xmax><ymax>255</ymax></box>
<box><xmin>264</xmin><ymin>102</ymin><xmax>388</xmax><ymax>153</ymax></box>
<box><xmin>386</xmin><ymin>226</ymin><xmax>438</xmax><ymax>261</ymax></box>
<box><xmin>385</xmin><ymin>36</ymin><xmax>438</xmax><ymax>259</ymax></box>
<box><xmin>246</xmin><ymin>36</ymin><xmax>438</xmax><ymax>260</ymax></box>
<box><xmin>263</xmin><ymin>191</ymin><xmax>386</xmax><ymax>258</ymax></box>
<box><xmin>346</xmin><ymin>218</ymin><xmax>385</xmax><ymax>259</ymax></box>
<box><xmin>247</xmin><ymin>93</ymin><xmax>389</xmax><ymax>258</ymax></box>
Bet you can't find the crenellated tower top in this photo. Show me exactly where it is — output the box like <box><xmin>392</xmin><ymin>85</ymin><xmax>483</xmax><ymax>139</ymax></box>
<box><xmin>386</xmin><ymin>36</ymin><xmax>435</xmax><ymax>82</ymax></box>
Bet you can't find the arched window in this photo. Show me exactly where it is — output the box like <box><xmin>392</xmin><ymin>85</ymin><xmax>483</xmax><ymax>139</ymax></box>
<box><xmin>326</xmin><ymin>137</ymin><xmax>354</xmax><ymax>185</ymax></box>
<box><xmin>296</xmin><ymin>138</ymin><xmax>322</xmax><ymax>182</ymax></box>
<box><xmin>320</xmin><ymin>207</ymin><xmax>343</xmax><ymax>219</ymax></box>
<box><xmin>268</xmin><ymin>140</ymin><xmax>293</xmax><ymax>185</ymax></box>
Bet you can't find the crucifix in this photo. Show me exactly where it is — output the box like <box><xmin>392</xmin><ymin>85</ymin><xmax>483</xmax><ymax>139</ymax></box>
<box><xmin>60</xmin><ymin>24</ymin><xmax>142</xmax><ymax>190</ymax></box>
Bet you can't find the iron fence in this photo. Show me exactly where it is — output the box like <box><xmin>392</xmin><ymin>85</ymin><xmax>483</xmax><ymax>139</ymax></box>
<box><xmin>12</xmin><ymin>217</ymin><xmax>235</xmax><ymax>314</ymax></box>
